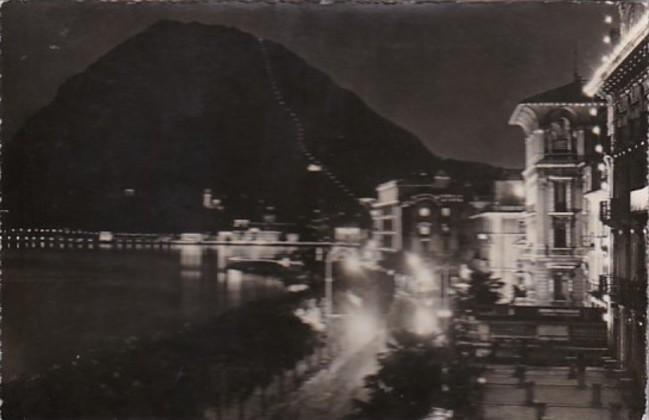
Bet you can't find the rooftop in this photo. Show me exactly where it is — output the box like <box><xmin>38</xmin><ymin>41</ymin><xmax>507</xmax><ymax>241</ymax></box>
<box><xmin>521</xmin><ymin>77</ymin><xmax>599</xmax><ymax>105</ymax></box>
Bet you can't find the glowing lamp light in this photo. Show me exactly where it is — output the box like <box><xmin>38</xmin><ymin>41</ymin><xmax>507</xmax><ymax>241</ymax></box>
<box><xmin>589</xmin><ymin>108</ymin><xmax>598</xmax><ymax>117</ymax></box>
<box><xmin>597</xmin><ymin>163</ymin><xmax>607</xmax><ymax>172</ymax></box>
<box><xmin>437</xmin><ymin>309</ymin><xmax>452</xmax><ymax>318</ymax></box>
<box><xmin>595</xmin><ymin>144</ymin><xmax>604</xmax><ymax>154</ymax></box>
<box><xmin>603</xmin><ymin>35</ymin><xmax>612</xmax><ymax>44</ymax></box>
<box><xmin>287</xmin><ymin>284</ymin><xmax>309</xmax><ymax>293</ymax></box>
<box><xmin>601</xmin><ymin>55</ymin><xmax>609</xmax><ymax>63</ymax></box>
<box><xmin>477</xmin><ymin>377</ymin><xmax>487</xmax><ymax>385</ymax></box>
<box><xmin>604</xmin><ymin>15</ymin><xmax>613</xmax><ymax>24</ymax></box>
<box><xmin>307</xmin><ymin>163</ymin><xmax>322</xmax><ymax>172</ymax></box>
<box><xmin>407</xmin><ymin>253</ymin><xmax>421</xmax><ymax>268</ymax></box>
<box><xmin>592</xmin><ymin>126</ymin><xmax>601</xmax><ymax>135</ymax></box>
<box><xmin>347</xmin><ymin>311</ymin><xmax>377</xmax><ymax>346</ymax></box>
<box><xmin>414</xmin><ymin>306</ymin><xmax>436</xmax><ymax>335</ymax></box>
<box><xmin>344</xmin><ymin>254</ymin><xmax>362</xmax><ymax>273</ymax></box>
<box><xmin>601</xmin><ymin>181</ymin><xmax>609</xmax><ymax>190</ymax></box>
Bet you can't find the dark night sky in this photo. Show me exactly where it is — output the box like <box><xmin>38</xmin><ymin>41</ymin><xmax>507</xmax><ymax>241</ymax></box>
<box><xmin>2</xmin><ymin>1</ymin><xmax>615</xmax><ymax>168</ymax></box>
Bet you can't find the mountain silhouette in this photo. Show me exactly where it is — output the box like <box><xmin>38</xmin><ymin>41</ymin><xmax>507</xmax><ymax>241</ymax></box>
<box><xmin>3</xmin><ymin>20</ymin><xmax>503</xmax><ymax>233</ymax></box>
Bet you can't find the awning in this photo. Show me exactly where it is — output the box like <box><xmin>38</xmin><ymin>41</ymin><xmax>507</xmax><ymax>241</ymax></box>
<box><xmin>630</xmin><ymin>186</ymin><xmax>649</xmax><ymax>212</ymax></box>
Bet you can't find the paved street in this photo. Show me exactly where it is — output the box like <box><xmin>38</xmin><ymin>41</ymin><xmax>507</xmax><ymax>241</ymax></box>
<box><xmin>267</xmin><ymin>332</ymin><xmax>385</xmax><ymax>420</ymax></box>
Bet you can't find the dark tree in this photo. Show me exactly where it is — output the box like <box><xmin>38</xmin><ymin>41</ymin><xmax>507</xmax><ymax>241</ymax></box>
<box><xmin>350</xmin><ymin>331</ymin><xmax>484</xmax><ymax>420</ymax></box>
<box><xmin>457</xmin><ymin>270</ymin><xmax>504</xmax><ymax>309</ymax></box>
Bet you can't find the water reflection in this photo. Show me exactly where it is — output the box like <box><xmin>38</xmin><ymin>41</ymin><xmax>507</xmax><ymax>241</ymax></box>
<box><xmin>180</xmin><ymin>244</ymin><xmax>203</xmax><ymax>279</ymax></box>
<box><xmin>2</xmin><ymin>245</ymin><xmax>299</xmax><ymax>380</ymax></box>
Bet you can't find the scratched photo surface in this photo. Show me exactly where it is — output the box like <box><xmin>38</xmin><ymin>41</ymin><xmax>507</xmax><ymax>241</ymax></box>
<box><xmin>2</xmin><ymin>1</ymin><xmax>647</xmax><ymax>419</ymax></box>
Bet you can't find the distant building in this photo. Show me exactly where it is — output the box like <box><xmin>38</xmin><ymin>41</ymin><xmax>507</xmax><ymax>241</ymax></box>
<box><xmin>509</xmin><ymin>76</ymin><xmax>606</xmax><ymax>306</ymax></box>
<box><xmin>470</xmin><ymin>176</ymin><xmax>526</xmax><ymax>303</ymax></box>
<box><xmin>334</xmin><ymin>226</ymin><xmax>364</xmax><ymax>244</ymax></box>
<box><xmin>584</xmin><ymin>2</ymin><xmax>648</xmax><ymax>386</ymax></box>
<box><xmin>580</xmin><ymin>153</ymin><xmax>611</xmax><ymax>310</ymax></box>
<box><xmin>371</xmin><ymin>170</ymin><xmax>474</xmax><ymax>264</ymax></box>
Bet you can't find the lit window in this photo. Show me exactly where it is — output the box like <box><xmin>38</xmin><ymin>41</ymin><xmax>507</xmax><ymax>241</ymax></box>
<box><xmin>418</xmin><ymin>207</ymin><xmax>431</xmax><ymax>217</ymax></box>
<box><xmin>441</xmin><ymin>207</ymin><xmax>451</xmax><ymax>217</ymax></box>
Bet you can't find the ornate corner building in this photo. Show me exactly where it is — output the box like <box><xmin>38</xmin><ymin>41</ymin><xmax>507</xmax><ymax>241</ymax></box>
<box><xmin>509</xmin><ymin>77</ymin><xmax>607</xmax><ymax>307</ymax></box>
<box><xmin>584</xmin><ymin>1</ymin><xmax>648</xmax><ymax>387</ymax></box>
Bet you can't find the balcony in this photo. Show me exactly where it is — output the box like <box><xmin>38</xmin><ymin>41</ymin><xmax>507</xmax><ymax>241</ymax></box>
<box><xmin>550</xmin><ymin>247</ymin><xmax>579</xmax><ymax>256</ymax></box>
<box><xmin>537</xmin><ymin>152</ymin><xmax>579</xmax><ymax>165</ymax></box>
<box><xmin>549</xmin><ymin>207</ymin><xmax>580</xmax><ymax>215</ymax></box>
<box><xmin>521</xmin><ymin>247</ymin><xmax>582</xmax><ymax>257</ymax></box>
<box><xmin>599</xmin><ymin>197</ymin><xmax>631</xmax><ymax>227</ymax></box>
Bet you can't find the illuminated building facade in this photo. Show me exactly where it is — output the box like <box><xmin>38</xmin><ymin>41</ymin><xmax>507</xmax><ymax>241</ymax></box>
<box><xmin>470</xmin><ymin>177</ymin><xmax>526</xmax><ymax>303</ymax></box>
<box><xmin>509</xmin><ymin>78</ymin><xmax>606</xmax><ymax>306</ymax></box>
<box><xmin>371</xmin><ymin>171</ymin><xmax>473</xmax><ymax>264</ymax></box>
<box><xmin>584</xmin><ymin>2</ymin><xmax>648</xmax><ymax>387</ymax></box>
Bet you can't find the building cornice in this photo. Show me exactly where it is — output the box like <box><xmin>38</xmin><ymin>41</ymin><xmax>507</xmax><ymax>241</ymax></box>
<box><xmin>584</xmin><ymin>10</ymin><xmax>649</xmax><ymax>96</ymax></box>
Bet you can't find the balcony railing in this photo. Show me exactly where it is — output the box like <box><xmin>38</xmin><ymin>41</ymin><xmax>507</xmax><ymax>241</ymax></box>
<box><xmin>600</xmin><ymin>198</ymin><xmax>631</xmax><ymax>227</ymax></box>
<box><xmin>539</xmin><ymin>153</ymin><xmax>579</xmax><ymax>163</ymax></box>
<box><xmin>550</xmin><ymin>247</ymin><xmax>579</xmax><ymax>256</ymax></box>
<box><xmin>550</xmin><ymin>207</ymin><xmax>580</xmax><ymax>214</ymax></box>
<box><xmin>521</xmin><ymin>247</ymin><xmax>582</xmax><ymax>257</ymax></box>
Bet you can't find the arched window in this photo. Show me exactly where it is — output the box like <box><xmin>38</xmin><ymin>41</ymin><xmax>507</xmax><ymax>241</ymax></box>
<box><xmin>547</xmin><ymin>117</ymin><xmax>572</xmax><ymax>153</ymax></box>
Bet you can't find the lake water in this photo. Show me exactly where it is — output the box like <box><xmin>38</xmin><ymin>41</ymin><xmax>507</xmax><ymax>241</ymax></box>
<box><xmin>2</xmin><ymin>245</ymin><xmax>300</xmax><ymax>380</ymax></box>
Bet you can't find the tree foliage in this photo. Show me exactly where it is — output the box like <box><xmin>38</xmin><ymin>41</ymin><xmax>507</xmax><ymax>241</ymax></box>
<box><xmin>456</xmin><ymin>270</ymin><xmax>504</xmax><ymax>309</ymax></box>
<box><xmin>349</xmin><ymin>331</ymin><xmax>484</xmax><ymax>420</ymax></box>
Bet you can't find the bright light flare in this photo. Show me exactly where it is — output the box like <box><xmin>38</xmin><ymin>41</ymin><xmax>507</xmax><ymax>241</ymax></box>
<box><xmin>346</xmin><ymin>311</ymin><xmax>377</xmax><ymax>346</ymax></box>
<box><xmin>407</xmin><ymin>253</ymin><xmax>421</xmax><ymax>267</ymax></box>
<box><xmin>344</xmin><ymin>254</ymin><xmax>362</xmax><ymax>273</ymax></box>
<box><xmin>413</xmin><ymin>305</ymin><xmax>437</xmax><ymax>335</ymax></box>
<box><xmin>595</xmin><ymin>144</ymin><xmax>604</xmax><ymax>154</ymax></box>
<box><xmin>437</xmin><ymin>309</ymin><xmax>452</xmax><ymax>318</ymax></box>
